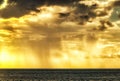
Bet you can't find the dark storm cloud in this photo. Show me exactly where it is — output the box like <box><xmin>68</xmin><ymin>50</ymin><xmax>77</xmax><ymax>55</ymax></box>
<box><xmin>70</xmin><ymin>2</ymin><xmax>98</xmax><ymax>24</ymax></box>
<box><xmin>98</xmin><ymin>20</ymin><xmax>114</xmax><ymax>31</ymax></box>
<box><xmin>9</xmin><ymin>0</ymin><xmax>79</xmax><ymax>5</ymax></box>
<box><xmin>0</xmin><ymin>0</ymin><xmax>118</xmax><ymax>34</ymax></box>
<box><xmin>74</xmin><ymin>2</ymin><xmax>111</xmax><ymax>22</ymax></box>
<box><xmin>112</xmin><ymin>0</ymin><xmax>120</xmax><ymax>7</ymax></box>
<box><xmin>0</xmin><ymin>0</ymin><xmax>79</xmax><ymax>18</ymax></box>
<box><xmin>53</xmin><ymin>0</ymin><xmax>114</xmax><ymax>31</ymax></box>
<box><xmin>0</xmin><ymin>0</ymin><xmax>3</xmax><ymax>4</ymax></box>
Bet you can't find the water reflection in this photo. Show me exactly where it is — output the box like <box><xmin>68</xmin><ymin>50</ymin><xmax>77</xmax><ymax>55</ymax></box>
<box><xmin>0</xmin><ymin>29</ymin><xmax>120</xmax><ymax>68</ymax></box>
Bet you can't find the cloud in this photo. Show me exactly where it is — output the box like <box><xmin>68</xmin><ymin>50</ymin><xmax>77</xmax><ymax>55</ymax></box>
<box><xmin>0</xmin><ymin>0</ymin><xmax>79</xmax><ymax>18</ymax></box>
<box><xmin>0</xmin><ymin>0</ymin><xmax>119</xmax><ymax>43</ymax></box>
<box><xmin>0</xmin><ymin>5</ymin><xmax>74</xmax><ymax>42</ymax></box>
<box><xmin>0</xmin><ymin>0</ymin><xmax>117</xmax><ymax>28</ymax></box>
<box><xmin>112</xmin><ymin>0</ymin><xmax>120</xmax><ymax>7</ymax></box>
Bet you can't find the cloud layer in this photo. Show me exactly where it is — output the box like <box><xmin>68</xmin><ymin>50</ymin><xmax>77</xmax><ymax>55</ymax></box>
<box><xmin>0</xmin><ymin>0</ymin><xmax>119</xmax><ymax>42</ymax></box>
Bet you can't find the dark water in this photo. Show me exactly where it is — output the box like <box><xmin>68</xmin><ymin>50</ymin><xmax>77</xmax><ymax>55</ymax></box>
<box><xmin>0</xmin><ymin>69</ymin><xmax>120</xmax><ymax>80</ymax></box>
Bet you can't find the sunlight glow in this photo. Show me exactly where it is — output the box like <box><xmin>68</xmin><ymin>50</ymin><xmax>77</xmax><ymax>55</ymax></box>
<box><xmin>0</xmin><ymin>4</ymin><xmax>119</xmax><ymax>68</ymax></box>
<box><xmin>0</xmin><ymin>0</ymin><xmax>8</xmax><ymax>10</ymax></box>
<box><xmin>0</xmin><ymin>46</ymin><xmax>40</xmax><ymax>68</ymax></box>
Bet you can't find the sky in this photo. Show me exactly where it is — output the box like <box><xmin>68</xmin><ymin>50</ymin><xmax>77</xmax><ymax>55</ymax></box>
<box><xmin>0</xmin><ymin>0</ymin><xmax>120</xmax><ymax>68</ymax></box>
<box><xmin>0</xmin><ymin>0</ymin><xmax>119</xmax><ymax>33</ymax></box>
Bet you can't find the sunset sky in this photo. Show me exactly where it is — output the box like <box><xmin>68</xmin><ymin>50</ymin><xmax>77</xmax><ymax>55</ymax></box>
<box><xmin>0</xmin><ymin>0</ymin><xmax>120</xmax><ymax>68</ymax></box>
